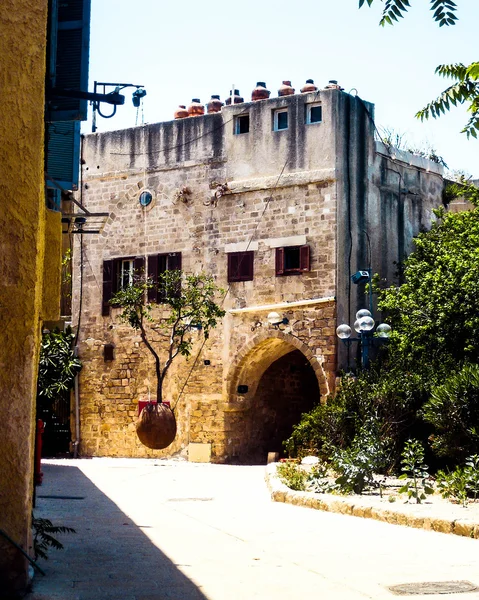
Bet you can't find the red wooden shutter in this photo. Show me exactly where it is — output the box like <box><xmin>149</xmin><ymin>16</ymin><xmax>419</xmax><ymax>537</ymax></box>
<box><xmin>147</xmin><ymin>255</ymin><xmax>158</xmax><ymax>303</ymax></box>
<box><xmin>227</xmin><ymin>253</ymin><xmax>235</xmax><ymax>282</ymax></box>
<box><xmin>102</xmin><ymin>260</ymin><xmax>113</xmax><ymax>316</ymax></box>
<box><xmin>275</xmin><ymin>247</ymin><xmax>285</xmax><ymax>276</ymax></box>
<box><xmin>299</xmin><ymin>245</ymin><xmax>310</xmax><ymax>272</ymax></box>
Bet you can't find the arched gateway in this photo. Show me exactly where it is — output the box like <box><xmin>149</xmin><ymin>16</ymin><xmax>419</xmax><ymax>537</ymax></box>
<box><xmin>222</xmin><ymin>330</ymin><xmax>327</xmax><ymax>464</ymax></box>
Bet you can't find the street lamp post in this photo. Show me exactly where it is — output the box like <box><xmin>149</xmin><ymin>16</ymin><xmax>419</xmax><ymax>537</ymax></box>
<box><xmin>336</xmin><ymin>309</ymin><xmax>391</xmax><ymax>369</ymax></box>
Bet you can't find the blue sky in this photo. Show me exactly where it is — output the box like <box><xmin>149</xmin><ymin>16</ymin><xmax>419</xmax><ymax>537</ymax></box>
<box><xmin>86</xmin><ymin>0</ymin><xmax>478</xmax><ymax>177</ymax></box>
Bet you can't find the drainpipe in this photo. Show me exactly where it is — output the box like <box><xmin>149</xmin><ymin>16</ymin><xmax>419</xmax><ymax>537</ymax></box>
<box><xmin>73</xmin><ymin>345</ymin><xmax>80</xmax><ymax>458</ymax></box>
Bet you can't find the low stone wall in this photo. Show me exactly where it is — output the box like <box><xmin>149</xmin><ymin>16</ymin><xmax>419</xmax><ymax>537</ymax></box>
<box><xmin>265</xmin><ymin>464</ymin><xmax>479</xmax><ymax>539</ymax></box>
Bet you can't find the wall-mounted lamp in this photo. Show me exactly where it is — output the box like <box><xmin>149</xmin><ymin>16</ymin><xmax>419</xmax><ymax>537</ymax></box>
<box><xmin>266</xmin><ymin>312</ymin><xmax>289</xmax><ymax>328</ymax></box>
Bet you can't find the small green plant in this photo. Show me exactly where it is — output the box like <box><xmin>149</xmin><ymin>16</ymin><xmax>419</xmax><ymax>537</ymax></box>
<box><xmin>436</xmin><ymin>454</ymin><xmax>479</xmax><ymax>506</ymax></box>
<box><xmin>276</xmin><ymin>462</ymin><xmax>308</xmax><ymax>492</ymax></box>
<box><xmin>465</xmin><ymin>454</ymin><xmax>479</xmax><ymax>500</ymax></box>
<box><xmin>332</xmin><ymin>426</ymin><xmax>387</xmax><ymax>495</ymax></box>
<box><xmin>436</xmin><ymin>467</ymin><xmax>469</xmax><ymax>507</ymax></box>
<box><xmin>307</xmin><ymin>462</ymin><xmax>337</xmax><ymax>494</ymax></box>
<box><xmin>398</xmin><ymin>439</ymin><xmax>434</xmax><ymax>504</ymax></box>
<box><xmin>32</xmin><ymin>516</ymin><xmax>76</xmax><ymax>561</ymax></box>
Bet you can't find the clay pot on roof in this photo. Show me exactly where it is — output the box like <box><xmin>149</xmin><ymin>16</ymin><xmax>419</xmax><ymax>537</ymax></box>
<box><xmin>187</xmin><ymin>98</ymin><xmax>205</xmax><ymax>117</ymax></box>
<box><xmin>225</xmin><ymin>89</ymin><xmax>244</xmax><ymax>105</ymax></box>
<box><xmin>324</xmin><ymin>80</ymin><xmax>342</xmax><ymax>90</ymax></box>
<box><xmin>207</xmin><ymin>95</ymin><xmax>224</xmax><ymax>114</ymax></box>
<box><xmin>174</xmin><ymin>105</ymin><xmax>189</xmax><ymax>119</ymax></box>
<box><xmin>278</xmin><ymin>80</ymin><xmax>295</xmax><ymax>97</ymax></box>
<box><xmin>251</xmin><ymin>82</ymin><xmax>271</xmax><ymax>101</ymax></box>
<box><xmin>300</xmin><ymin>79</ymin><xmax>318</xmax><ymax>93</ymax></box>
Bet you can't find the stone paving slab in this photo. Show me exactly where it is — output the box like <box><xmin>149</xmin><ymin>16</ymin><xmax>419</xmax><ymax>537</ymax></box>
<box><xmin>265</xmin><ymin>463</ymin><xmax>479</xmax><ymax>539</ymax></box>
<box><xmin>25</xmin><ymin>459</ymin><xmax>479</xmax><ymax>600</ymax></box>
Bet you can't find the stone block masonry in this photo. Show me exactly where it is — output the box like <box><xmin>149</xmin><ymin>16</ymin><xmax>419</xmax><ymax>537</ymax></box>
<box><xmin>72</xmin><ymin>88</ymin><xmax>443</xmax><ymax>461</ymax></box>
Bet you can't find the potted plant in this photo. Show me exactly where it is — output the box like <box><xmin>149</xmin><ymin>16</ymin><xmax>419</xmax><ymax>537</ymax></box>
<box><xmin>111</xmin><ymin>269</ymin><xmax>225</xmax><ymax>449</ymax></box>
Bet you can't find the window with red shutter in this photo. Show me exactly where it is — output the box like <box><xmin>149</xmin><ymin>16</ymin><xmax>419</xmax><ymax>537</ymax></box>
<box><xmin>228</xmin><ymin>251</ymin><xmax>254</xmax><ymax>282</ymax></box>
<box><xmin>276</xmin><ymin>245</ymin><xmax>310</xmax><ymax>276</ymax></box>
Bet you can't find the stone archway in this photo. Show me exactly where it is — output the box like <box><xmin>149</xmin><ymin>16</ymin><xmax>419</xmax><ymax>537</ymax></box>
<box><xmin>223</xmin><ymin>331</ymin><xmax>325</xmax><ymax>463</ymax></box>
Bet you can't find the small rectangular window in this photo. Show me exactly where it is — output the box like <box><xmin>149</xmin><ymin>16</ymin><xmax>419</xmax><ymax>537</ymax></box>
<box><xmin>120</xmin><ymin>259</ymin><xmax>134</xmax><ymax>289</ymax></box>
<box><xmin>306</xmin><ymin>103</ymin><xmax>322</xmax><ymax>124</ymax></box>
<box><xmin>275</xmin><ymin>245</ymin><xmax>310</xmax><ymax>276</ymax></box>
<box><xmin>234</xmin><ymin>114</ymin><xmax>250</xmax><ymax>134</ymax></box>
<box><xmin>273</xmin><ymin>108</ymin><xmax>288</xmax><ymax>131</ymax></box>
<box><xmin>228</xmin><ymin>251</ymin><xmax>254</xmax><ymax>282</ymax></box>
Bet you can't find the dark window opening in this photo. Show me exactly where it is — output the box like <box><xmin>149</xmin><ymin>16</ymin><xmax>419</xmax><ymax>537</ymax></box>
<box><xmin>228</xmin><ymin>251</ymin><xmax>254</xmax><ymax>282</ymax></box>
<box><xmin>235</xmin><ymin>115</ymin><xmax>250</xmax><ymax>135</ymax></box>
<box><xmin>275</xmin><ymin>245</ymin><xmax>310</xmax><ymax>276</ymax></box>
<box><xmin>274</xmin><ymin>109</ymin><xmax>288</xmax><ymax>131</ymax></box>
<box><xmin>148</xmin><ymin>252</ymin><xmax>182</xmax><ymax>303</ymax></box>
<box><xmin>306</xmin><ymin>104</ymin><xmax>322</xmax><ymax>124</ymax></box>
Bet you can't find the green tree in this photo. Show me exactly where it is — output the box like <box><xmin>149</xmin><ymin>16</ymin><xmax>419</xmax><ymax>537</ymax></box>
<box><xmin>359</xmin><ymin>1</ymin><xmax>479</xmax><ymax>138</ymax></box>
<box><xmin>111</xmin><ymin>270</ymin><xmax>225</xmax><ymax>404</ymax></box>
<box><xmin>378</xmin><ymin>202</ymin><xmax>479</xmax><ymax>367</ymax></box>
<box><xmin>37</xmin><ymin>328</ymin><xmax>81</xmax><ymax>402</ymax></box>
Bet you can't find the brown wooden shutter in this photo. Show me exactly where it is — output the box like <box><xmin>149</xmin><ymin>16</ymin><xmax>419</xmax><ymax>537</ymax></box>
<box><xmin>102</xmin><ymin>260</ymin><xmax>113</xmax><ymax>316</ymax></box>
<box><xmin>157</xmin><ymin>254</ymin><xmax>168</xmax><ymax>301</ymax></box>
<box><xmin>134</xmin><ymin>257</ymin><xmax>145</xmax><ymax>281</ymax></box>
<box><xmin>244</xmin><ymin>252</ymin><xmax>254</xmax><ymax>280</ymax></box>
<box><xmin>299</xmin><ymin>245</ymin><xmax>310</xmax><ymax>272</ymax></box>
<box><xmin>168</xmin><ymin>252</ymin><xmax>182</xmax><ymax>272</ymax></box>
<box><xmin>227</xmin><ymin>253</ymin><xmax>237</xmax><ymax>282</ymax></box>
<box><xmin>147</xmin><ymin>255</ymin><xmax>158</xmax><ymax>303</ymax></box>
<box><xmin>168</xmin><ymin>252</ymin><xmax>182</xmax><ymax>298</ymax></box>
<box><xmin>275</xmin><ymin>247</ymin><xmax>285</xmax><ymax>276</ymax></box>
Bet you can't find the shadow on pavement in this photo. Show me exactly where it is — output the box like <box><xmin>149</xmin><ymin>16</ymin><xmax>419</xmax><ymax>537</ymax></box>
<box><xmin>26</xmin><ymin>464</ymin><xmax>208</xmax><ymax>600</ymax></box>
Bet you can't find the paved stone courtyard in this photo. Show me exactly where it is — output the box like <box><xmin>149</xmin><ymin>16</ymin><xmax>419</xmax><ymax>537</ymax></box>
<box><xmin>27</xmin><ymin>458</ymin><xmax>479</xmax><ymax>600</ymax></box>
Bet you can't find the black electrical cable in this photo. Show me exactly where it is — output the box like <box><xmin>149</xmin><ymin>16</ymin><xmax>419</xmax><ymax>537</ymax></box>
<box><xmin>171</xmin><ymin>157</ymin><xmax>290</xmax><ymax>413</ymax></box>
<box><xmin>74</xmin><ymin>136</ymin><xmax>85</xmax><ymax>347</ymax></box>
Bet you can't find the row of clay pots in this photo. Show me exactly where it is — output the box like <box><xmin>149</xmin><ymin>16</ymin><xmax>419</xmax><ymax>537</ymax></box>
<box><xmin>174</xmin><ymin>79</ymin><xmax>340</xmax><ymax>119</ymax></box>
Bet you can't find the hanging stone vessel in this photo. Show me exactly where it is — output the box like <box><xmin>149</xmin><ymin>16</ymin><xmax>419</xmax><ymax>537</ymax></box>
<box><xmin>136</xmin><ymin>402</ymin><xmax>177</xmax><ymax>450</ymax></box>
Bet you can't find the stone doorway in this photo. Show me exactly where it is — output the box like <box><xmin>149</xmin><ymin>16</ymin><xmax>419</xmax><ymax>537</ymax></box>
<box><xmin>225</xmin><ymin>334</ymin><xmax>322</xmax><ymax>464</ymax></box>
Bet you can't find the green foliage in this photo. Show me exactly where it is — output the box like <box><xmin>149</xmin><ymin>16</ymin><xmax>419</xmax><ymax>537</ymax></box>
<box><xmin>398</xmin><ymin>439</ymin><xmax>434</xmax><ymax>503</ymax></box>
<box><xmin>307</xmin><ymin>462</ymin><xmax>337</xmax><ymax>494</ymax></box>
<box><xmin>436</xmin><ymin>455</ymin><xmax>479</xmax><ymax>506</ymax></box>
<box><xmin>358</xmin><ymin>1</ymin><xmax>478</xmax><ymax>137</ymax></box>
<box><xmin>359</xmin><ymin>0</ymin><xmax>458</xmax><ymax>28</ymax></box>
<box><xmin>37</xmin><ymin>328</ymin><xmax>81</xmax><ymax>401</ymax></box>
<box><xmin>32</xmin><ymin>516</ymin><xmax>76</xmax><ymax>561</ymax></box>
<box><xmin>416</xmin><ymin>62</ymin><xmax>479</xmax><ymax>138</ymax></box>
<box><xmin>283</xmin><ymin>374</ymin><xmax>370</xmax><ymax>461</ymax></box>
<box><xmin>332</xmin><ymin>425</ymin><xmax>387</xmax><ymax>494</ymax></box>
<box><xmin>111</xmin><ymin>270</ymin><xmax>225</xmax><ymax>403</ymax></box>
<box><xmin>276</xmin><ymin>462</ymin><xmax>308</xmax><ymax>491</ymax></box>
<box><xmin>378</xmin><ymin>207</ymin><xmax>479</xmax><ymax>367</ymax></box>
<box><xmin>422</xmin><ymin>364</ymin><xmax>479</xmax><ymax>462</ymax></box>
<box><xmin>444</xmin><ymin>179</ymin><xmax>479</xmax><ymax>207</ymax></box>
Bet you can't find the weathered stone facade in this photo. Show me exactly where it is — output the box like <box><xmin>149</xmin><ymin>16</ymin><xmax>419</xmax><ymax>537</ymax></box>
<box><xmin>73</xmin><ymin>88</ymin><xmax>443</xmax><ymax>462</ymax></box>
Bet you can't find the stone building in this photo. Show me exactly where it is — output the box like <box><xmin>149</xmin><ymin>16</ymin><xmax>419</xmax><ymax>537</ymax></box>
<box><xmin>73</xmin><ymin>84</ymin><xmax>444</xmax><ymax>463</ymax></box>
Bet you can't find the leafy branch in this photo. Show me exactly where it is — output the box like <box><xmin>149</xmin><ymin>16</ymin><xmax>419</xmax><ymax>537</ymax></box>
<box><xmin>359</xmin><ymin>0</ymin><xmax>457</xmax><ymax>27</ymax></box>
<box><xmin>111</xmin><ymin>270</ymin><xmax>225</xmax><ymax>405</ymax></box>
<box><xmin>416</xmin><ymin>63</ymin><xmax>479</xmax><ymax>138</ymax></box>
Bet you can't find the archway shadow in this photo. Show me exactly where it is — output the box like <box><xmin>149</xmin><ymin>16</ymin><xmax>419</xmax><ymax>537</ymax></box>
<box><xmin>27</xmin><ymin>463</ymin><xmax>208</xmax><ymax>600</ymax></box>
<box><xmin>224</xmin><ymin>339</ymin><xmax>321</xmax><ymax>465</ymax></box>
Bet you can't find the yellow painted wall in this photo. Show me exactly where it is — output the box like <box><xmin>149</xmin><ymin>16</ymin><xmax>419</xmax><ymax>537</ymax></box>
<box><xmin>0</xmin><ymin>0</ymin><xmax>61</xmax><ymax>594</ymax></box>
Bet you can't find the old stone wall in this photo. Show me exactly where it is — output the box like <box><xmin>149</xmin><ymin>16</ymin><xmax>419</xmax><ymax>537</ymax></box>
<box><xmin>74</xmin><ymin>93</ymin><xmax>339</xmax><ymax>459</ymax></box>
<box><xmin>73</xmin><ymin>88</ymin><xmax>444</xmax><ymax>460</ymax></box>
<box><xmin>0</xmin><ymin>0</ymin><xmax>59</xmax><ymax>595</ymax></box>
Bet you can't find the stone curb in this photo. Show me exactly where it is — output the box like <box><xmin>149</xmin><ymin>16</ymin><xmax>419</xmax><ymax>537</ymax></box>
<box><xmin>265</xmin><ymin>463</ymin><xmax>479</xmax><ymax>539</ymax></box>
